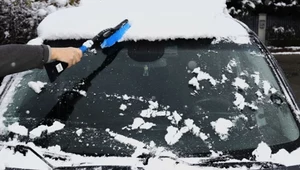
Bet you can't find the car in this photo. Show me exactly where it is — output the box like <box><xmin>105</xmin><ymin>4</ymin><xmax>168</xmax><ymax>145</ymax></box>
<box><xmin>1</xmin><ymin>0</ymin><xmax>300</xmax><ymax>169</ymax></box>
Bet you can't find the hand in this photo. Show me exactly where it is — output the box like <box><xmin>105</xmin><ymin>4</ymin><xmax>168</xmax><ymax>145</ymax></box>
<box><xmin>50</xmin><ymin>47</ymin><xmax>83</xmax><ymax>68</ymax></box>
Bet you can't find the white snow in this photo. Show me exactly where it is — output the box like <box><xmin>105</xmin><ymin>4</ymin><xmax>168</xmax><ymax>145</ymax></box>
<box><xmin>119</xmin><ymin>104</ymin><xmax>127</xmax><ymax>111</ymax></box>
<box><xmin>106</xmin><ymin>129</ymin><xmax>145</xmax><ymax>148</ymax></box>
<box><xmin>192</xmin><ymin>67</ymin><xmax>218</xmax><ymax>86</ymax></box>
<box><xmin>27</xmin><ymin>81</ymin><xmax>47</xmax><ymax>94</ymax></box>
<box><xmin>164</xmin><ymin>126</ymin><xmax>184</xmax><ymax>145</ymax></box>
<box><xmin>251</xmin><ymin>72</ymin><xmax>260</xmax><ymax>85</ymax></box>
<box><xmin>232</xmin><ymin>77</ymin><xmax>250</xmax><ymax>90</ymax></box>
<box><xmin>130</xmin><ymin>118</ymin><xmax>156</xmax><ymax>130</ymax></box>
<box><xmin>221</xmin><ymin>74</ymin><xmax>228</xmax><ymax>83</ymax></box>
<box><xmin>37</xmin><ymin>0</ymin><xmax>250</xmax><ymax>44</ymax></box>
<box><xmin>7</xmin><ymin>122</ymin><xmax>28</xmax><ymax>136</ymax></box>
<box><xmin>54</xmin><ymin>0</ymin><xmax>68</xmax><ymax>6</ymax></box>
<box><xmin>148</xmin><ymin>101</ymin><xmax>159</xmax><ymax>109</ymax></box>
<box><xmin>210</xmin><ymin>118</ymin><xmax>233</xmax><ymax>140</ymax></box>
<box><xmin>184</xmin><ymin>119</ymin><xmax>209</xmax><ymax>141</ymax></box>
<box><xmin>226</xmin><ymin>59</ymin><xmax>237</xmax><ymax>73</ymax></box>
<box><xmin>27</xmin><ymin>37</ymin><xmax>43</xmax><ymax>45</ymax></box>
<box><xmin>29</xmin><ymin>121</ymin><xmax>65</xmax><ymax>138</ymax></box>
<box><xmin>47</xmin><ymin>121</ymin><xmax>65</xmax><ymax>134</ymax></box>
<box><xmin>171</xmin><ymin>111</ymin><xmax>182</xmax><ymax>125</ymax></box>
<box><xmin>188</xmin><ymin>77</ymin><xmax>200</xmax><ymax>90</ymax></box>
<box><xmin>76</xmin><ymin>129</ymin><xmax>83</xmax><ymax>136</ymax></box>
<box><xmin>262</xmin><ymin>81</ymin><xmax>271</xmax><ymax>95</ymax></box>
<box><xmin>252</xmin><ymin>142</ymin><xmax>272</xmax><ymax>162</ymax></box>
<box><xmin>122</xmin><ymin>94</ymin><xmax>131</xmax><ymax>100</ymax></box>
<box><xmin>233</xmin><ymin>92</ymin><xmax>246</xmax><ymax>110</ymax></box>
<box><xmin>78</xmin><ymin>90</ymin><xmax>87</xmax><ymax>96</ymax></box>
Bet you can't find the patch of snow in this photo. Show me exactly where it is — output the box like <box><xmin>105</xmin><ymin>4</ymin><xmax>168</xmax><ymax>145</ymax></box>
<box><xmin>233</xmin><ymin>92</ymin><xmax>246</xmax><ymax>110</ymax></box>
<box><xmin>184</xmin><ymin>119</ymin><xmax>209</xmax><ymax>141</ymax></box>
<box><xmin>7</xmin><ymin>122</ymin><xmax>28</xmax><ymax>136</ymax></box>
<box><xmin>4</xmin><ymin>31</ymin><xmax>10</xmax><ymax>38</ymax></box>
<box><xmin>130</xmin><ymin>117</ymin><xmax>156</xmax><ymax>130</ymax></box>
<box><xmin>38</xmin><ymin>8</ymin><xmax>48</xmax><ymax>17</ymax></box>
<box><xmin>188</xmin><ymin>77</ymin><xmax>200</xmax><ymax>90</ymax></box>
<box><xmin>232</xmin><ymin>77</ymin><xmax>250</xmax><ymax>90</ymax></box>
<box><xmin>119</xmin><ymin>104</ymin><xmax>127</xmax><ymax>111</ymax></box>
<box><xmin>252</xmin><ymin>142</ymin><xmax>271</xmax><ymax>162</ymax></box>
<box><xmin>246</xmin><ymin>102</ymin><xmax>258</xmax><ymax>110</ymax></box>
<box><xmin>164</xmin><ymin>126</ymin><xmax>185</xmax><ymax>145</ymax></box>
<box><xmin>73</xmin><ymin>89</ymin><xmax>87</xmax><ymax>96</ymax></box>
<box><xmin>122</xmin><ymin>94</ymin><xmax>131</xmax><ymax>100</ymax></box>
<box><xmin>210</xmin><ymin>118</ymin><xmax>233</xmax><ymax>140</ymax></box>
<box><xmin>54</xmin><ymin>0</ymin><xmax>68</xmax><ymax>6</ymax></box>
<box><xmin>149</xmin><ymin>101</ymin><xmax>159</xmax><ymax>109</ymax></box>
<box><xmin>171</xmin><ymin>111</ymin><xmax>182</xmax><ymax>125</ymax></box>
<box><xmin>106</xmin><ymin>128</ymin><xmax>145</xmax><ymax>148</ymax></box>
<box><xmin>221</xmin><ymin>74</ymin><xmax>228</xmax><ymax>83</ymax></box>
<box><xmin>262</xmin><ymin>81</ymin><xmax>271</xmax><ymax>95</ymax></box>
<box><xmin>46</xmin><ymin>5</ymin><xmax>57</xmax><ymax>14</ymax></box>
<box><xmin>251</xmin><ymin>72</ymin><xmax>260</xmax><ymax>85</ymax></box>
<box><xmin>28</xmin><ymin>81</ymin><xmax>47</xmax><ymax>94</ymax></box>
<box><xmin>29</xmin><ymin>121</ymin><xmax>65</xmax><ymax>139</ymax></box>
<box><xmin>76</xmin><ymin>129</ymin><xmax>83</xmax><ymax>136</ymax></box>
<box><xmin>256</xmin><ymin>90</ymin><xmax>263</xmax><ymax>98</ymax></box>
<box><xmin>192</xmin><ymin>67</ymin><xmax>218</xmax><ymax>86</ymax></box>
<box><xmin>270</xmin><ymin>88</ymin><xmax>277</xmax><ymax>94</ymax></box>
<box><xmin>226</xmin><ymin>59</ymin><xmax>237</xmax><ymax>73</ymax></box>
<box><xmin>37</xmin><ymin>0</ymin><xmax>250</xmax><ymax>44</ymax></box>
<box><xmin>131</xmin><ymin>118</ymin><xmax>145</xmax><ymax>130</ymax></box>
<box><xmin>139</xmin><ymin>122</ymin><xmax>156</xmax><ymax>130</ymax></box>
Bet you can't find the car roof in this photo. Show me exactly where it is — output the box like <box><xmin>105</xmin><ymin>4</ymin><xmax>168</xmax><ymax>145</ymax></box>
<box><xmin>36</xmin><ymin>0</ymin><xmax>250</xmax><ymax>44</ymax></box>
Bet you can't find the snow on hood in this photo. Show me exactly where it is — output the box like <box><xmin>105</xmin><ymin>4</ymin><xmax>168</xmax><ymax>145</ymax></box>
<box><xmin>37</xmin><ymin>0</ymin><xmax>250</xmax><ymax>44</ymax></box>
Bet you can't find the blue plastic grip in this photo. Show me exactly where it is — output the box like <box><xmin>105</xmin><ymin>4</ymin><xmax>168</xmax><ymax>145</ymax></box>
<box><xmin>101</xmin><ymin>23</ymin><xmax>131</xmax><ymax>48</ymax></box>
<box><xmin>79</xmin><ymin>45</ymin><xmax>88</xmax><ymax>53</ymax></box>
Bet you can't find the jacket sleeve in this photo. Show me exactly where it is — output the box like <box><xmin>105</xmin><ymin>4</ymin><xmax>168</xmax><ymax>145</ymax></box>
<box><xmin>0</xmin><ymin>44</ymin><xmax>50</xmax><ymax>77</ymax></box>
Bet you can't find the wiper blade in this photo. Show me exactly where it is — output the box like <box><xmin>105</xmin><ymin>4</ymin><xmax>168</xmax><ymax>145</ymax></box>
<box><xmin>191</xmin><ymin>157</ymin><xmax>286</xmax><ymax>169</ymax></box>
<box><xmin>3</xmin><ymin>144</ymin><xmax>55</xmax><ymax>169</ymax></box>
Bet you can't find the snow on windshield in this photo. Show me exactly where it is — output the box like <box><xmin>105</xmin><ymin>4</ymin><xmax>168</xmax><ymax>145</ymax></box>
<box><xmin>37</xmin><ymin>0</ymin><xmax>250</xmax><ymax>44</ymax></box>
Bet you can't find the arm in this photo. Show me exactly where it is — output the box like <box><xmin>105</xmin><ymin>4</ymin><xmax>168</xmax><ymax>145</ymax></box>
<box><xmin>0</xmin><ymin>44</ymin><xmax>82</xmax><ymax>77</ymax></box>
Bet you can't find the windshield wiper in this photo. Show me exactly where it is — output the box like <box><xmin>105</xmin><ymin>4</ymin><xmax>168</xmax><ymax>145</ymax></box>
<box><xmin>190</xmin><ymin>156</ymin><xmax>286</xmax><ymax>169</ymax></box>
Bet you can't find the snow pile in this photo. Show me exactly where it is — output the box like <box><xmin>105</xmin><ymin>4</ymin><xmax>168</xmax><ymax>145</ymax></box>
<box><xmin>76</xmin><ymin>129</ymin><xmax>83</xmax><ymax>136</ymax></box>
<box><xmin>29</xmin><ymin>121</ymin><xmax>65</xmax><ymax>139</ymax></box>
<box><xmin>37</xmin><ymin>0</ymin><xmax>250</xmax><ymax>44</ymax></box>
<box><xmin>252</xmin><ymin>142</ymin><xmax>272</xmax><ymax>161</ymax></box>
<box><xmin>130</xmin><ymin>118</ymin><xmax>156</xmax><ymax>130</ymax></box>
<box><xmin>232</xmin><ymin>77</ymin><xmax>250</xmax><ymax>90</ymax></box>
<box><xmin>27</xmin><ymin>81</ymin><xmax>47</xmax><ymax>94</ymax></box>
<box><xmin>190</xmin><ymin>67</ymin><xmax>218</xmax><ymax>88</ymax></box>
<box><xmin>226</xmin><ymin>59</ymin><xmax>237</xmax><ymax>73</ymax></box>
<box><xmin>119</xmin><ymin>104</ymin><xmax>127</xmax><ymax>111</ymax></box>
<box><xmin>7</xmin><ymin>122</ymin><xmax>28</xmax><ymax>136</ymax></box>
<box><xmin>210</xmin><ymin>118</ymin><xmax>233</xmax><ymax>140</ymax></box>
<box><xmin>233</xmin><ymin>92</ymin><xmax>246</xmax><ymax>110</ymax></box>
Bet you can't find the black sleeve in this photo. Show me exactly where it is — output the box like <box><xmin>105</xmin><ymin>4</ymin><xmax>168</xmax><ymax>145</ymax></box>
<box><xmin>0</xmin><ymin>44</ymin><xmax>50</xmax><ymax>77</ymax></box>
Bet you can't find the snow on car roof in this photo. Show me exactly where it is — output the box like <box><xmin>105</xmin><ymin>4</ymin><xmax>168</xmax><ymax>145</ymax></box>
<box><xmin>37</xmin><ymin>0</ymin><xmax>250</xmax><ymax>44</ymax></box>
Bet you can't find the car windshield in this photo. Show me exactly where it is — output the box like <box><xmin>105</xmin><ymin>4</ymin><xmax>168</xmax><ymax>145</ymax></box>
<box><xmin>0</xmin><ymin>38</ymin><xmax>299</xmax><ymax>157</ymax></box>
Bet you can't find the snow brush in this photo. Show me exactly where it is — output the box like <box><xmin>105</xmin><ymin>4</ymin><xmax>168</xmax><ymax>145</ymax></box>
<box><xmin>44</xmin><ymin>19</ymin><xmax>131</xmax><ymax>83</ymax></box>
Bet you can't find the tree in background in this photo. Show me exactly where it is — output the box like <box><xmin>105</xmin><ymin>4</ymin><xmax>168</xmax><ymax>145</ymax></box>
<box><xmin>227</xmin><ymin>0</ymin><xmax>299</xmax><ymax>17</ymax></box>
<box><xmin>0</xmin><ymin>0</ymin><xmax>79</xmax><ymax>45</ymax></box>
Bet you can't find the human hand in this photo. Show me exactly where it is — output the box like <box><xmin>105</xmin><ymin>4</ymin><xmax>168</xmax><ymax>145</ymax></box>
<box><xmin>50</xmin><ymin>47</ymin><xmax>83</xmax><ymax>68</ymax></box>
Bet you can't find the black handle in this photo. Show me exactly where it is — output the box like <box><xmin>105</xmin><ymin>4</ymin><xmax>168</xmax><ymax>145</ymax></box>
<box><xmin>44</xmin><ymin>61</ymin><xmax>69</xmax><ymax>82</ymax></box>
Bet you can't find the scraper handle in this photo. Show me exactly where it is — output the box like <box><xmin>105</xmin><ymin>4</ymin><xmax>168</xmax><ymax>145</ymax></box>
<box><xmin>44</xmin><ymin>46</ymin><xmax>87</xmax><ymax>82</ymax></box>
